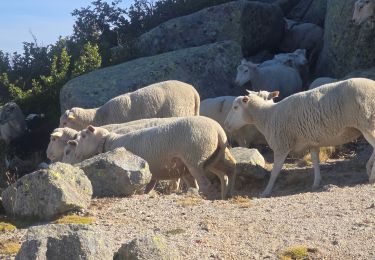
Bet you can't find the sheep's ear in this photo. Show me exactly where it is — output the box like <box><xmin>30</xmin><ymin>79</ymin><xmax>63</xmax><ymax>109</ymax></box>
<box><xmin>51</xmin><ymin>131</ymin><xmax>63</xmax><ymax>138</ymax></box>
<box><xmin>270</xmin><ymin>91</ymin><xmax>280</xmax><ymax>99</ymax></box>
<box><xmin>241</xmin><ymin>58</ymin><xmax>248</xmax><ymax>65</ymax></box>
<box><xmin>242</xmin><ymin>96</ymin><xmax>249</xmax><ymax>103</ymax></box>
<box><xmin>67</xmin><ymin>140</ymin><xmax>78</xmax><ymax>146</ymax></box>
<box><xmin>68</xmin><ymin>112</ymin><xmax>75</xmax><ymax>120</ymax></box>
<box><xmin>246</xmin><ymin>89</ymin><xmax>255</xmax><ymax>95</ymax></box>
<box><xmin>87</xmin><ymin>125</ymin><xmax>95</xmax><ymax>133</ymax></box>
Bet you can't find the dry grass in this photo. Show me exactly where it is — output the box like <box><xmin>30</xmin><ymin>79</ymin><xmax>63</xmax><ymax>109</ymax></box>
<box><xmin>53</xmin><ymin>215</ymin><xmax>96</xmax><ymax>225</ymax></box>
<box><xmin>178</xmin><ymin>196</ymin><xmax>202</xmax><ymax>207</ymax></box>
<box><xmin>299</xmin><ymin>147</ymin><xmax>336</xmax><ymax>166</ymax></box>
<box><xmin>0</xmin><ymin>239</ymin><xmax>21</xmax><ymax>256</ymax></box>
<box><xmin>0</xmin><ymin>222</ymin><xmax>16</xmax><ymax>232</ymax></box>
<box><xmin>230</xmin><ymin>196</ymin><xmax>251</xmax><ymax>208</ymax></box>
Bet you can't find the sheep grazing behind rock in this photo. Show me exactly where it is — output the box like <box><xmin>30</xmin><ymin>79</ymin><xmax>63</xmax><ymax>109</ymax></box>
<box><xmin>235</xmin><ymin>60</ymin><xmax>302</xmax><ymax>98</ymax></box>
<box><xmin>70</xmin><ymin>116</ymin><xmax>237</xmax><ymax>199</ymax></box>
<box><xmin>200</xmin><ymin>91</ymin><xmax>278</xmax><ymax>147</ymax></box>
<box><xmin>352</xmin><ymin>0</ymin><xmax>375</xmax><ymax>25</ymax></box>
<box><xmin>309</xmin><ymin>77</ymin><xmax>338</xmax><ymax>90</ymax></box>
<box><xmin>224</xmin><ymin>78</ymin><xmax>375</xmax><ymax>197</ymax></box>
<box><xmin>260</xmin><ymin>49</ymin><xmax>309</xmax><ymax>87</ymax></box>
<box><xmin>59</xmin><ymin>80</ymin><xmax>200</xmax><ymax>130</ymax></box>
<box><xmin>0</xmin><ymin>102</ymin><xmax>26</xmax><ymax>144</ymax></box>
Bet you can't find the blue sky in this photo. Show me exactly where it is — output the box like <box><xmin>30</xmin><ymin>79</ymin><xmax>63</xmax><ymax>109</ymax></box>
<box><xmin>0</xmin><ymin>0</ymin><xmax>133</xmax><ymax>54</ymax></box>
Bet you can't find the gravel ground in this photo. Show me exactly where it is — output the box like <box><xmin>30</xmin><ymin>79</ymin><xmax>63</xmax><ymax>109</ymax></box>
<box><xmin>1</xmin><ymin>142</ymin><xmax>375</xmax><ymax>259</ymax></box>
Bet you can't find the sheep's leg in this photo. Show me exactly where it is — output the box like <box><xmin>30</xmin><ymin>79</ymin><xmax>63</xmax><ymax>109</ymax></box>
<box><xmin>207</xmin><ymin>165</ymin><xmax>228</xmax><ymax>199</ymax></box>
<box><xmin>311</xmin><ymin>148</ymin><xmax>321</xmax><ymax>189</ymax></box>
<box><xmin>261</xmin><ymin>152</ymin><xmax>288</xmax><ymax>197</ymax></box>
<box><xmin>187</xmin><ymin>166</ymin><xmax>214</xmax><ymax>198</ymax></box>
<box><xmin>366</xmin><ymin>151</ymin><xmax>375</xmax><ymax>178</ymax></box>
<box><xmin>182</xmin><ymin>175</ymin><xmax>198</xmax><ymax>189</ymax></box>
<box><xmin>363</xmin><ymin>132</ymin><xmax>375</xmax><ymax>183</ymax></box>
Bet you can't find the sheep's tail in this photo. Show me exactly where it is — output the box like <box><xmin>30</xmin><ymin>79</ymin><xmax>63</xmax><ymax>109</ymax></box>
<box><xmin>194</xmin><ymin>91</ymin><xmax>200</xmax><ymax>116</ymax></box>
<box><xmin>203</xmin><ymin>127</ymin><xmax>229</xmax><ymax>171</ymax></box>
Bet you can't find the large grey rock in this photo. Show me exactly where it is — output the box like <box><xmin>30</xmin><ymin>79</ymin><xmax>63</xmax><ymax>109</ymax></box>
<box><xmin>76</xmin><ymin>148</ymin><xmax>152</xmax><ymax>197</ymax></box>
<box><xmin>134</xmin><ymin>1</ymin><xmax>284</xmax><ymax>57</ymax></box>
<box><xmin>16</xmin><ymin>224</ymin><xmax>112</xmax><ymax>260</ymax></box>
<box><xmin>1</xmin><ymin>163</ymin><xmax>92</xmax><ymax>220</ymax></box>
<box><xmin>114</xmin><ymin>235</ymin><xmax>180</xmax><ymax>260</ymax></box>
<box><xmin>230</xmin><ymin>147</ymin><xmax>268</xmax><ymax>180</ymax></box>
<box><xmin>316</xmin><ymin>0</ymin><xmax>375</xmax><ymax>78</ymax></box>
<box><xmin>287</xmin><ymin>0</ymin><xmax>327</xmax><ymax>27</ymax></box>
<box><xmin>60</xmin><ymin>41</ymin><xmax>243</xmax><ymax>111</ymax></box>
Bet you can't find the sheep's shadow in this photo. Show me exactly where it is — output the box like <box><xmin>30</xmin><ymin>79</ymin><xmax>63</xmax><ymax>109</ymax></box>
<box><xmin>234</xmin><ymin>156</ymin><xmax>370</xmax><ymax>198</ymax></box>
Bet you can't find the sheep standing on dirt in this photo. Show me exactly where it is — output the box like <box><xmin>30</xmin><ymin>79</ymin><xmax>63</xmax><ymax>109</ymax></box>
<box><xmin>59</xmin><ymin>80</ymin><xmax>200</xmax><ymax>130</ymax></box>
<box><xmin>352</xmin><ymin>0</ymin><xmax>375</xmax><ymax>25</ymax></box>
<box><xmin>69</xmin><ymin>116</ymin><xmax>237</xmax><ymax>199</ymax></box>
<box><xmin>309</xmin><ymin>77</ymin><xmax>338</xmax><ymax>90</ymax></box>
<box><xmin>0</xmin><ymin>102</ymin><xmax>26</xmax><ymax>144</ymax></box>
<box><xmin>200</xmin><ymin>91</ymin><xmax>278</xmax><ymax>147</ymax></box>
<box><xmin>224</xmin><ymin>78</ymin><xmax>375</xmax><ymax>197</ymax></box>
<box><xmin>235</xmin><ymin>60</ymin><xmax>302</xmax><ymax>98</ymax></box>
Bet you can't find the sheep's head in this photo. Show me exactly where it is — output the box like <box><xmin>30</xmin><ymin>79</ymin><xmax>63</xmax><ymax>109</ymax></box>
<box><xmin>235</xmin><ymin>59</ymin><xmax>258</xmax><ymax>86</ymax></box>
<box><xmin>274</xmin><ymin>49</ymin><xmax>308</xmax><ymax>69</ymax></box>
<box><xmin>46</xmin><ymin>128</ymin><xmax>77</xmax><ymax>162</ymax></box>
<box><xmin>224</xmin><ymin>90</ymin><xmax>279</xmax><ymax>132</ymax></box>
<box><xmin>352</xmin><ymin>0</ymin><xmax>374</xmax><ymax>25</ymax></box>
<box><xmin>74</xmin><ymin>125</ymin><xmax>109</xmax><ymax>162</ymax></box>
<box><xmin>59</xmin><ymin>108</ymin><xmax>85</xmax><ymax>130</ymax></box>
<box><xmin>62</xmin><ymin>141</ymin><xmax>79</xmax><ymax>164</ymax></box>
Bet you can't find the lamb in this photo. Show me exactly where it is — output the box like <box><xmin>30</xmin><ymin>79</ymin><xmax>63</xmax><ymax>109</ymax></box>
<box><xmin>280</xmin><ymin>19</ymin><xmax>323</xmax><ymax>57</ymax></box>
<box><xmin>259</xmin><ymin>49</ymin><xmax>309</xmax><ymax>87</ymax></box>
<box><xmin>59</xmin><ymin>80</ymin><xmax>200</xmax><ymax>130</ymax></box>
<box><xmin>0</xmin><ymin>102</ymin><xmax>26</xmax><ymax>144</ymax></box>
<box><xmin>48</xmin><ymin>118</ymin><xmax>179</xmax><ymax>163</ymax></box>
<box><xmin>200</xmin><ymin>91</ymin><xmax>278</xmax><ymax>147</ymax></box>
<box><xmin>69</xmin><ymin>116</ymin><xmax>237</xmax><ymax>199</ymax></box>
<box><xmin>224</xmin><ymin>78</ymin><xmax>375</xmax><ymax>197</ymax></box>
<box><xmin>309</xmin><ymin>77</ymin><xmax>338</xmax><ymax>90</ymax></box>
<box><xmin>235</xmin><ymin>60</ymin><xmax>302</xmax><ymax>98</ymax></box>
<box><xmin>352</xmin><ymin>0</ymin><xmax>375</xmax><ymax>25</ymax></box>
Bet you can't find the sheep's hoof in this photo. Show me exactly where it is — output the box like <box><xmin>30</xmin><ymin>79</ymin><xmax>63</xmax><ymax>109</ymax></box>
<box><xmin>369</xmin><ymin>178</ymin><xmax>375</xmax><ymax>184</ymax></box>
<box><xmin>312</xmin><ymin>184</ymin><xmax>320</xmax><ymax>191</ymax></box>
<box><xmin>260</xmin><ymin>191</ymin><xmax>271</xmax><ymax>198</ymax></box>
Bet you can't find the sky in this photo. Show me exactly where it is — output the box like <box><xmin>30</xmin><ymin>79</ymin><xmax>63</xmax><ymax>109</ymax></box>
<box><xmin>0</xmin><ymin>0</ymin><xmax>134</xmax><ymax>54</ymax></box>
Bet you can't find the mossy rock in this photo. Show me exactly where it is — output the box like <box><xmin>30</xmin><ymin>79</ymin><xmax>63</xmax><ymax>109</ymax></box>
<box><xmin>316</xmin><ymin>0</ymin><xmax>375</xmax><ymax>78</ymax></box>
<box><xmin>60</xmin><ymin>41</ymin><xmax>243</xmax><ymax>111</ymax></box>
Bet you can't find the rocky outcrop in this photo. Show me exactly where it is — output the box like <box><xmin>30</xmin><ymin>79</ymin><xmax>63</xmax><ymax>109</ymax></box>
<box><xmin>134</xmin><ymin>1</ymin><xmax>284</xmax><ymax>57</ymax></box>
<box><xmin>2</xmin><ymin>163</ymin><xmax>92</xmax><ymax>220</ymax></box>
<box><xmin>60</xmin><ymin>41</ymin><xmax>243</xmax><ymax>111</ymax></box>
<box><xmin>316</xmin><ymin>0</ymin><xmax>375</xmax><ymax>78</ymax></box>
<box><xmin>76</xmin><ymin>148</ymin><xmax>152</xmax><ymax>197</ymax></box>
<box><xmin>16</xmin><ymin>224</ymin><xmax>112</xmax><ymax>260</ymax></box>
<box><xmin>230</xmin><ymin>147</ymin><xmax>268</xmax><ymax>180</ymax></box>
<box><xmin>114</xmin><ymin>235</ymin><xmax>180</xmax><ymax>260</ymax></box>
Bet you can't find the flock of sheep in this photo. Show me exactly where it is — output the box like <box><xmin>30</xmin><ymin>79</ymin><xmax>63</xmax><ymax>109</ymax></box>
<box><xmin>1</xmin><ymin>0</ymin><xmax>374</xmax><ymax>199</ymax></box>
<box><xmin>43</xmin><ymin>74</ymin><xmax>375</xmax><ymax>199</ymax></box>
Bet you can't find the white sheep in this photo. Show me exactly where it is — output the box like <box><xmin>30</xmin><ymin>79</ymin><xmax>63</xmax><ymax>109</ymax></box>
<box><xmin>352</xmin><ymin>0</ymin><xmax>375</xmax><ymax>25</ymax></box>
<box><xmin>235</xmin><ymin>60</ymin><xmax>302</xmax><ymax>98</ymax></box>
<box><xmin>260</xmin><ymin>49</ymin><xmax>309</xmax><ymax>87</ymax></box>
<box><xmin>0</xmin><ymin>102</ymin><xmax>26</xmax><ymax>144</ymax></box>
<box><xmin>48</xmin><ymin>118</ymin><xmax>180</xmax><ymax>163</ymax></box>
<box><xmin>69</xmin><ymin>116</ymin><xmax>237</xmax><ymax>199</ymax></box>
<box><xmin>59</xmin><ymin>80</ymin><xmax>200</xmax><ymax>130</ymax></box>
<box><xmin>200</xmin><ymin>91</ymin><xmax>278</xmax><ymax>147</ymax></box>
<box><xmin>224</xmin><ymin>78</ymin><xmax>375</xmax><ymax>197</ymax></box>
<box><xmin>308</xmin><ymin>77</ymin><xmax>338</xmax><ymax>90</ymax></box>
<box><xmin>280</xmin><ymin>19</ymin><xmax>323</xmax><ymax>56</ymax></box>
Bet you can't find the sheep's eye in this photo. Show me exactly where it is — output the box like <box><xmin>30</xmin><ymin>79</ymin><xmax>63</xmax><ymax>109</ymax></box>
<box><xmin>233</xmin><ymin>106</ymin><xmax>238</xmax><ymax>110</ymax></box>
<box><xmin>81</xmin><ymin>134</ymin><xmax>86</xmax><ymax>139</ymax></box>
<box><xmin>244</xmin><ymin>69</ymin><xmax>249</xmax><ymax>73</ymax></box>
<box><xmin>65</xmin><ymin>150</ymin><xmax>70</xmax><ymax>155</ymax></box>
<box><xmin>62</xmin><ymin>122</ymin><xmax>67</xmax><ymax>126</ymax></box>
<box><xmin>52</xmin><ymin>137</ymin><xmax>56</xmax><ymax>141</ymax></box>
